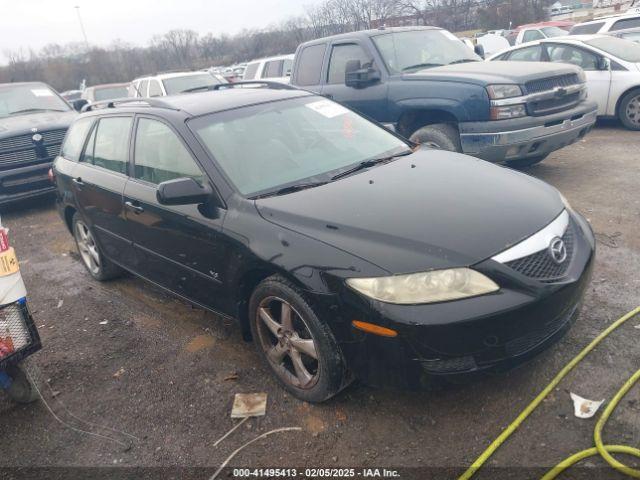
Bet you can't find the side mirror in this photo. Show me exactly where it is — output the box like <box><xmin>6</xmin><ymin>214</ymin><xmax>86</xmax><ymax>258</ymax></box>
<box><xmin>72</xmin><ymin>98</ymin><xmax>88</xmax><ymax>112</ymax></box>
<box><xmin>474</xmin><ymin>44</ymin><xmax>486</xmax><ymax>59</ymax></box>
<box><xmin>156</xmin><ymin>177</ymin><xmax>217</xmax><ymax>206</ymax></box>
<box><xmin>345</xmin><ymin>60</ymin><xmax>381</xmax><ymax>88</ymax></box>
<box><xmin>597</xmin><ymin>56</ymin><xmax>611</xmax><ymax>71</ymax></box>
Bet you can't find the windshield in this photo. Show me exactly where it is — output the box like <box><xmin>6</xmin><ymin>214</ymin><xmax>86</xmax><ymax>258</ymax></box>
<box><xmin>585</xmin><ymin>36</ymin><xmax>640</xmax><ymax>62</ymax></box>
<box><xmin>189</xmin><ymin>97</ymin><xmax>410</xmax><ymax>197</ymax></box>
<box><xmin>93</xmin><ymin>86</ymin><xmax>129</xmax><ymax>101</ymax></box>
<box><xmin>0</xmin><ymin>84</ymin><xmax>70</xmax><ymax>118</ymax></box>
<box><xmin>372</xmin><ymin>29</ymin><xmax>481</xmax><ymax>73</ymax></box>
<box><xmin>541</xmin><ymin>26</ymin><xmax>569</xmax><ymax>37</ymax></box>
<box><xmin>162</xmin><ymin>74</ymin><xmax>223</xmax><ymax>95</ymax></box>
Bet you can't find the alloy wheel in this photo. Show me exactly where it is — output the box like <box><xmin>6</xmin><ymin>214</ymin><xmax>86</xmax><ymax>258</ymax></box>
<box><xmin>255</xmin><ymin>296</ymin><xmax>320</xmax><ymax>389</ymax></box>
<box><xmin>74</xmin><ymin>221</ymin><xmax>101</xmax><ymax>275</ymax></box>
<box><xmin>626</xmin><ymin>94</ymin><xmax>640</xmax><ymax>127</ymax></box>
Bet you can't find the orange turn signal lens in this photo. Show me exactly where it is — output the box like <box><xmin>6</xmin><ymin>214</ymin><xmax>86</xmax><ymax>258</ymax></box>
<box><xmin>352</xmin><ymin>320</ymin><xmax>398</xmax><ymax>338</ymax></box>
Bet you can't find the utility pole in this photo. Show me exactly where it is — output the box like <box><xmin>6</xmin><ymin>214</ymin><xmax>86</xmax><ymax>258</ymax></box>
<box><xmin>74</xmin><ymin>5</ymin><xmax>90</xmax><ymax>51</ymax></box>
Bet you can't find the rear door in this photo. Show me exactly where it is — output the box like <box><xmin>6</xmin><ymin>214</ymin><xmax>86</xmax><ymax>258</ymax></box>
<box><xmin>123</xmin><ymin>115</ymin><xmax>227</xmax><ymax>310</ymax></box>
<box><xmin>71</xmin><ymin>115</ymin><xmax>135</xmax><ymax>265</ymax></box>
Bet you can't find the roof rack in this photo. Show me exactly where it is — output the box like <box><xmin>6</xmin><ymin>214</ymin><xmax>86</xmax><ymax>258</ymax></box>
<box><xmin>81</xmin><ymin>97</ymin><xmax>179</xmax><ymax>112</ymax></box>
<box><xmin>181</xmin><ymin>81</ymin><xmax>297</xmax><ymax>94</ymax></box>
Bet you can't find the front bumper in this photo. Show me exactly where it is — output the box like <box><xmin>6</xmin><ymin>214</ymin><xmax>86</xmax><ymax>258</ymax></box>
<box><xmin>0</xmin><ymin>162</ymin><xmax>55</xmax><ymax>206</ymax></box>
<box><xmin>459</xmin><ymin>101</ymin><xmax>598</xmax><ymax>163</ymax></box>
<box><xmin>330</xmin><ymin>211</ymin><xmax>595</xmax><ymax>390</ymax></box>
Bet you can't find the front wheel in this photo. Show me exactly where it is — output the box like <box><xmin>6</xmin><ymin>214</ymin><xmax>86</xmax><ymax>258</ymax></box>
<box><xmin>4</xmin><ymin>364</ymin><xmax>39</xmax><ymax>404</ymax></box>
<box><xmin>618</xmin><ymin>89</ymin><xmax>640</xmax><ymax>130</ymax></box>
<box><xmin>409</xmin><ymin>123</ymin><xmax>462</xmax><ymax>152</ymax></box>
<box><xmin>249</xmin><ymin>276</ymin><xmax>349</xmax><ymax>403</ymax></box>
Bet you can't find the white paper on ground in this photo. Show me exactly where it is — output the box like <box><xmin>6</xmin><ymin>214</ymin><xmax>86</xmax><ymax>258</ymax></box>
<box><xmin>570</xmin><ymin>392</ymin><xmax>604</xmax><ymax>419</ymax></box>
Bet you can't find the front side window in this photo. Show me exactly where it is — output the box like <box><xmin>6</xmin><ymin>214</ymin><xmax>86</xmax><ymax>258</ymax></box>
<box><xmin>134</xmin><ymin>118</ymin><xmax>204</xmax><ymax>185</ymax></box>
<box><xmin>61</xmin><ymin>117</ymin><xmax>94</xmax><ymax>161</ymax></box>
<box><xmin>0</xmin><ymin>84</ymin><xmax>71</xmax><ymax>118</ymax></box>
<box><xmin>295</xmin><ymin>44</ymin><xmax>326</xmax><ymax>86</ymax></box>
<box><xmin>82</xmin><ymin>117</ymin><xmax>132</xmax><ymax>174</ymax></box>
<box><xmin>327</xmin><ymin>44</ymin><xmax>372</xmax><ymax>84</ymax></box>
<box><xmin>547</xmin><ymin>44</ymin><xmax>599</xmax><ymax>70</ymax></box>
<box><xmin>189</xmin><ymin>97</ymin><xmax>410</xmax><ymax>197</ymax></box>
<box><xmin>372</xmin><ymin>29</ymin><xmax>480</xmax><ymax>73</ymax></box>
<box><xmin>162</xmin><ymin>74</ymin><xmax>221</xmax><ymax>95</ymax></box>
<box><xmin>508</xmin><ymin>45</ymin><xmax>543</xmax><ymax>61</ymax></box>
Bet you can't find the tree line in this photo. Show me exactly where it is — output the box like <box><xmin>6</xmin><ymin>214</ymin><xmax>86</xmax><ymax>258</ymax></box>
<box><xmin>0</xmin><ymin>0</ymin><xmax>551</xmax><ymax>92</ymax></box>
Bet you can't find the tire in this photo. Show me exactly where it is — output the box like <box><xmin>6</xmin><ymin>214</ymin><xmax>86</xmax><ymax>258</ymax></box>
<box><xmin>505</xmin><ymin>154</ymin><xmax>548</xmax><ymax>169</ymax></box>
<box><xmin>5</xmin><ymin>364</ymin><xmax>39</xmax><ymax>404</ymax></box>
<box><xmin>72</xmin><ymin>213</ymin><xmax>122</xmax><ymax>281</ymax></box>
<box><xmin>409</xmin><ymin>123</ymin><xmax>462</xmax><ymax>152</ymax></box>
<box><xmin>249</xmin><ymin>275</ymin><xmax>348</xmax><ymax>403</ymax></box>
<box><xmin>618</xmin><ymin>88</ymin><xmax>640</xmax><ymax>131</ymax></box>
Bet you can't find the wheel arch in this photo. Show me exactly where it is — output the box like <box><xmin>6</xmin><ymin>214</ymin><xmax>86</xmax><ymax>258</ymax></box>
<box><xmin>397</xmin><ymin>108</ymin><xmax>460</xmax><ymax>138</ymax></box>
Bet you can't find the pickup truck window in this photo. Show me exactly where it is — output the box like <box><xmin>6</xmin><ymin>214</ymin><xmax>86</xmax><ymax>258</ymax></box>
<box><xmin>328</xmin><ymin>44</ymin><xmax>371</xmax><ymax>84</ymax></box>
<box><xmin>372</xmin><ymin>30</ymin><xmax>480</xmax><ymax>73</ymax></box>
<box><xmin>296</xmin><ymin>44</ymin><xmax>327</xmax><ymax>86</ymax></box>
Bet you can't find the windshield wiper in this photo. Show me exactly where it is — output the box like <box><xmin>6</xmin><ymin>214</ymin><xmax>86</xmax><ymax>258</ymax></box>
<box><xmin>449</xmin><ymin>59</ymin><xmax>479</xmax><ymax>65</ymax></box>
<box><xmin>401</xmin><ymin>63</ymin><xmax>444</xmax><ymax>72</ymax></box>
<box><xmin>252</xmin><ymin>181</ymin><xmax>328</xmax><ymax>199</ymax></box>
<box><xmin>9</xmin><ymin>108</ymin><xmax>67</xmax><ymax>115</ymax></box>
<box><xmin>331</xmin><ymin>150</ymin><xmax>413</xmax><ymax>181</ymax></box>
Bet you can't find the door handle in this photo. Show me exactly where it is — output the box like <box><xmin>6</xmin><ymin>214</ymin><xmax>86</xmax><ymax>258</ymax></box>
<box><xmin>124</xmin><ymin>201</ymin><xmax>144</xmax><ymax>214</ymax></box>
<box><xmin>72</xmin><ymin>177</ymin><xmax>84</xmax><ymax>185</ymax></box>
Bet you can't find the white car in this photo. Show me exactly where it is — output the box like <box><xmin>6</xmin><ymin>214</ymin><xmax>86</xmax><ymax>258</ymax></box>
<box><xmin>569</xmin><ymin>13</ymin><xmax>640</xmax><ymax>35</ymax></box>
<box><xmin>515</xmin><ymin>25</ymin><xmax>570</xmax><ymax>45</ymax></box>
<box><xmin>243</xmin><ymin>54</ymin><xmax>295</xmax><ymax>84</ymax></box>
<box><xmin>489</xmin><ymin>35</ymin><xmax>640</xmax><ymax>129</ymax></box>
<box><xmin>128</xmin><ymin>71</ymin><xmax>226</xmax><ymax>98</ymax></box>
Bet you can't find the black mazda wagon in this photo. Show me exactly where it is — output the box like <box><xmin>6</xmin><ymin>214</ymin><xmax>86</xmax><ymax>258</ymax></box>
<box><xmin>53</xmin><ymin>85</ymin><xmax>595</xmax><ymax>402</ymax></box>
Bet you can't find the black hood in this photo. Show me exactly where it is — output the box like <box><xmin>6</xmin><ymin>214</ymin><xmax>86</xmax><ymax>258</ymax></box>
<box><xmin>255</xmin><ymin>150</ymin><xmax>564</xmax><ymax>274</ymax></box>
<box><xmin>0</xmin><ymin>110</ymin><xmax>77</xmax><ymax>139</ymax></box>
<box><xmin>404</xmin><ymin>61</ymin><xmax>583</xmax><ymax>87</ymax></box>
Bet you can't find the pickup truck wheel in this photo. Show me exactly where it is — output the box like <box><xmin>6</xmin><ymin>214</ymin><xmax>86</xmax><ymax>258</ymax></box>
<box><xmin>618</xmin><ymin>89</ymin><xmax>640</xmax><ymax>130</ymax></box>
<box><xmin>505</xmin><ymin>154</ymin><xmax>548</xmax><ymax>169</ymax></box>
<box><xmin>409</xmin><ymin>124</ymin><xmax>462</xmax><ymax>152</ymax></box>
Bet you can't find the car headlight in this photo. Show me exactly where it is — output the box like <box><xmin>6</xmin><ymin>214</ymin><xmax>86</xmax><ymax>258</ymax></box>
<box><xmin>486</xmin><ymin>84</ymin><xmax>523</xmax><ymax>99</ymax></box>
<box><xmin>346</xmin><ymin>268</ymin><xmax>499</xmax><ymax>305</ymax></box>
<box><xmin>490</xmin><ymin>104</ymin><xmax>527</xmax><ymax>120</ymax></box>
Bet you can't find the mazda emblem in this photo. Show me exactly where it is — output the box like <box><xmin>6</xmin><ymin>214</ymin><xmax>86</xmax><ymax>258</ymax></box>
<box><xmin>549</xmin><ymin>237</ymin><xmax>567</xmax><ymax>264</ymax></box>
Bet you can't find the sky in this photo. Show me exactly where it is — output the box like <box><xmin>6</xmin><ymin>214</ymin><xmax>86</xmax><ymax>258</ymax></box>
<box><xmin>0</xmin><ymin>0</ymin><xmax>324</xmax><ymax>63</ymax></box>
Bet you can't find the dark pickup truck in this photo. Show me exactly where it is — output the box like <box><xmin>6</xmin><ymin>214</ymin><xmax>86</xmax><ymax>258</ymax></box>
<box><xmin>291</xmin><ymin>26</ymin><xmax>598</xmax><ymax>167</ymax></box>
<box><xmin>0</xmin><ymin>82</ymin><xmax>77</xmax><ymax>206</ymax></box>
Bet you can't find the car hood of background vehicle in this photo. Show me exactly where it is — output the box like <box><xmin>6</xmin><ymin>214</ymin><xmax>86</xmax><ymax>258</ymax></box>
<box><xmin>0</xmin><ymin>110</ymin><xmax>77</xmax><ymax>137</ymax></box>
<box><xmin>404</xmin><ymin>61</ymin><xmax>582</xmax><ymax>87</ymax></box>
<box><xmin>255</xmin><ymin>151</ymin><xmax>563</xmax><ymax>274</ymax></box>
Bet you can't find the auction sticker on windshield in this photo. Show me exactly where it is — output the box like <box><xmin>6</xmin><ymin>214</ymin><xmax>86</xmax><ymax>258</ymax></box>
<box><xmin>0</xmin><ymin>248</ymin><xmax>19</xmax><ymax>277</ymax></box>
<box><xmin>305</xmin><ymin>100</ymin><xmax>349</xmax><ymax>118</ymax></box>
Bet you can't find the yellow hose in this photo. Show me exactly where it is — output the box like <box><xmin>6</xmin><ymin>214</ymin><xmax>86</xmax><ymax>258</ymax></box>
<box><xmin>459</xmin><ymin>306</ymin><xmax>640</xmax><ymax>480</ymax></box>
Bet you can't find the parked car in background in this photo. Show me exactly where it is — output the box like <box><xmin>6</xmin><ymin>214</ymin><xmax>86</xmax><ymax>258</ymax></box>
<box><xmin>128</xmin><ymin>71</ymin><xmax>226</xmax><ymax>98</ymax></box>
<box><xmin>53</xmin><ymin>87</ymin><xmax>594</xmax><ymax>402</ymax></box>
<box><xmin>60</xmin><ymin>90</ymin><xmax>83</xmax><ymax>101</ymax></box>
<box><xmin>569</xmin><ymin>13</ymin><xmax>640</xmax><ymax>35</ymax></box>
<box><xmin>514</xmin><ymin>21</ymin><xmax>574</xmax><ymax>45</ymax></box>
<box><xmin>0</xmin><ymin>82</ymin><xmax>77</xmax><ymax>205</ymax></box>
<box><xmin>81</xmin><ymin>83</ymin><xmax>129</xmax><ymax>104</ymax></box>
<box><xmin>243</xmin><ymin>54</ymin><xmax>295</xmax><ymax>83</ymax></box>
<box><xmin>489</xmin><ymin>35</ymin><xmax>640</xmax><ymax>130</ymax></box>
<box><xmin>291</xmin><ymin>26</ymin><xmax>597</xmax><ymax>167</ymax></box>
<box><xmin>608</xmin><ymin>26</ymin><xmax>640</xmax><ymax>43</ymax></box>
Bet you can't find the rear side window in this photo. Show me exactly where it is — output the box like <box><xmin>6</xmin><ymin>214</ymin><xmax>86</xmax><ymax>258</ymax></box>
<box><xmin>133</xmin><ymin>118</ymin><xmax>204</xmax><ymax>185</ymax></box>
<box><xmin>570</xmin><ymin>22</ymin><xmax>604</xmax><ymax>35</ymax></box>
<box><xmin>262</xmin><ymin>60</ymin><xmax>283</xmax><ymax>78</ymax></box>
<box><xmin>611</xmin><ymin>17</ymin><xmax>640</xmax><ymax>31</ymax></box>
<box><xmin>507</xmin><ymin>45</ymin><xmax>543</xmax><ymax>61</ymax></box>
<box><xmin>82</xmin><ymin>117</ymin><xmax>132</xmax><ymax>174</ymax></box>
<box><xmin>244</xmin><ymin>62</ymin><xmax>260</xmax><ymax>80</ymax></box>
<box><xmin>296</xmin><ymin>44</ymin><xmax>326</xmax><ymax>86</ymax></box>
<box><xmin>328</xmin><ymin>44</ymin><xmax>371</xmax><ymax>84</ymax></box>
<box><xmin>61</xmin><ymin>117</ymin><xmax>94</xmax><ymax>161</ymax></box>
<box><xmin>148</xmin><ymin>80</ymin><xmax>163</xmax><ymax>97</ymax></box>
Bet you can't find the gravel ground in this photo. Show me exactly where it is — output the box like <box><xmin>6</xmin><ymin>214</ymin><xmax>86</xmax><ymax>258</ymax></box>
<box><xmin>0</xmin><ymin>122</ymin><xmax>639</xmax><ymax>480</ymax></box>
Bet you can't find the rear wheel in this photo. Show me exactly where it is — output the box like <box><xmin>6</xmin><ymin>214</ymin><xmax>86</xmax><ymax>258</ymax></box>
<box><xmin>72</xmin><ymin>213</ymin><xmax>122</xmax><ymax>281</ymax></box>
<box><xmin>505</xmin><ymin>154</ymin><xmax>548</xmax><ymax>169</ymax></box>
<box><xmin>618</xmin><ymin>89</ymin><xmax>640</xmax><ymax>130</ymax></box>
<box><xmin>5</xmin><ymin>364</ymin><xmax>39</xmax><ymax>404</ymax></box>
<box><xmin>249</xmin><ymin>276</ymin><xmax>348</xmax><ymax>402</ymax></box>
<box><xmin>409</xmin><ymin>123</ymin><xmax>462</xmax><ymax>152</ymax></box>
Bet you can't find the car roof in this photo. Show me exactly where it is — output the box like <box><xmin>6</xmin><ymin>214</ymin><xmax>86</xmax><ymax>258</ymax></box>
<box><xmin>574</xmin><ymin>12</ymin><xmax>640</xmax><ymax>25</ymax></box>
<box><xmin>0</xmin><ymin>81</ymin><xmax>50</xmax><ymax>89</ymax></box>
<box><xmin>300</xmin><ymin>26</ymin><xmax>441</xmax><ymax>45</ymax></box>
<box><xmin>247</xmin><ymin>54</ymin><xmax>295</xmax><ymax>64</ymax></box>
<box><xmin>84</xmin><ymin>88</ymin><xmax>314</xmax><ymax>118</ymax></box>
<box><xmin>88</xmin><ymin>82</ymin><xmax>130</xmax><ymax>89</ymax></box>
<box><xmin>134</xmin><ymin>71</ymin><xmax>211</xmax><ymax>82</ymax></box>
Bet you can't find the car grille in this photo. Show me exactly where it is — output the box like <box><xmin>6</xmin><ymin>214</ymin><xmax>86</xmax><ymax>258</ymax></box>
<box><xmin>529</xmin><ymin>92</ymin><xmax>581</xmax><ymax>116</ymax></box>
<box><xmin>0</xmin><ymin>129</ymin><xmax>66</xmax><ymax>170</ymax></box>
<box><xmin>505</xmin><ymin>224</ymin><xmax>574</xmax><ymax>283</ymax></box>
<box><xmin>504</xmin><ymin>305</ymin><xmax>576</xmax><ymax>357</ymax></box>
<box><xmin>525</xmin><ymin>74</ymin><xmax>580</xmax><ymax>94</ymax></box>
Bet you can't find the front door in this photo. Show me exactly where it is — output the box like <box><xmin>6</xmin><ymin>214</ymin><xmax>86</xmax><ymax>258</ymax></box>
<box><xmin>123</xmin><ymin>116</ymin><xmax>227</xmax><ymax>311</ymax></box>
